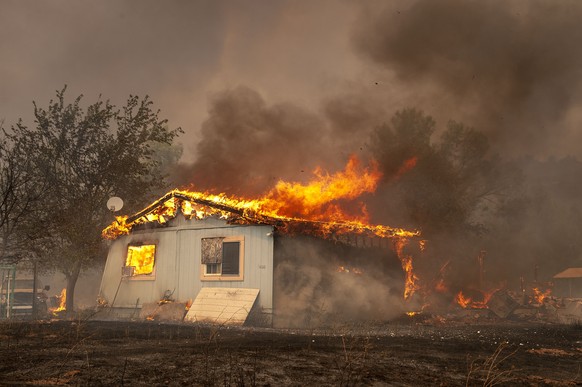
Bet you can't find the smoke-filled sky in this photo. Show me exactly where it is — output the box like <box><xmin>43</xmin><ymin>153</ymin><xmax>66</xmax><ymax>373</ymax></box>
<box><xmin>5</xmin><ymin>0</ymin><xmax>579</xmax><ymax>314</ymax></box>
<box><xmin>2</xmin><ymin>0</ymin><xmax>582</xmax><ymax>180</ymax></box>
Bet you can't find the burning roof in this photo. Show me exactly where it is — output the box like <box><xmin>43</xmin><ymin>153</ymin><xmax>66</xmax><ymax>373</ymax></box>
<box><xmin>102</xmin><ymin>156</ymin><xmax>420</xmax><ymax>243</ymax></box>
<box><xmin>101</xmin><ymin>189</ymin><xmax>419</xmax><ymax>244</ymax></box>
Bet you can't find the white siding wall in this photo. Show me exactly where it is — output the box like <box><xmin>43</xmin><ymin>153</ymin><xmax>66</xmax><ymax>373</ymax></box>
<box><xmin>99</xmin><ymin>216</ymin><xmax>274</xmax><ymax>313</ymax></box>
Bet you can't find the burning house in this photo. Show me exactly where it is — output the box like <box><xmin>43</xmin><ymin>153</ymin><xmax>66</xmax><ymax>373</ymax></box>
<box><xmin>97</xmin><ymin>153</ymin><xmax>575</xmax><ymax>326</ymax></box>
<box><xmin>98</xmin><ymin>158</ymin><xmax>421</xmax><ymax>326</ymax></box>
<box><xmin>99</xmin><ymin>190</ymin><xmax>275</xmax><ymax>324</ymax></box>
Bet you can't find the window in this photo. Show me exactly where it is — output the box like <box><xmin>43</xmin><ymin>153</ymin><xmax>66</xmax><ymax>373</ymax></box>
<box><xmin>201</xmin><ymin>237</ymin><xmax>244</xmax><ymax>281</ymax></box>
<box><xmin>205</xmin><ymin>263</ymin><xmax>221</xmax><ymax>275</ymax></box>
<box><xmin>125</xmin><ymin>244</ymin><xmax>156</xmax><ymax>278</ymax></box>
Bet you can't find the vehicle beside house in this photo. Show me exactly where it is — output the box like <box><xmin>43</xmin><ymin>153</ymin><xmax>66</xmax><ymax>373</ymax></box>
<box><xmin>0</xmin><ymin>269</ymin><xmax>49</xmax><ymax>319</ymax></box>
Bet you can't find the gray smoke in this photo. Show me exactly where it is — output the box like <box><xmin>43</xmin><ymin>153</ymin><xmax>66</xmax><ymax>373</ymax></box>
<box><xmin>273</xmin><ymin>237</ymin><xmax>409</xmax><ymax>328</ymax></box>
<box><xmin>353</xmin><ymin>0</ymin><xmax>582</xmax><ymax>157</ymax></box>
<box><xmin>5</xmin><ymin>1</ymin><xmax>580</xmax><ymax>314</ymax></box>
<box><xmin>176</xmin><ymin>1</ymin><xmax>582</xmax><ymax>197</ymax></box>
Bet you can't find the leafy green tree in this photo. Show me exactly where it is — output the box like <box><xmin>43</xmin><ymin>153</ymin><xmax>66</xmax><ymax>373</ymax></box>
<box><xmin>5</xmin><ymin>87</ymin><xmax>182</xmax><ymax>312</ymax></box>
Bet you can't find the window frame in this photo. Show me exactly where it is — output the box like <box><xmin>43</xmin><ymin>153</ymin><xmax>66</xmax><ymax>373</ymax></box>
<box><xmin>200</xmin><ymin>236</ymin><xmax>244</xmax><ymax>281</ymax></box>
<box><xmin>124</xmin><ymin>242</ymin><xmax>157</xmax><ymax>281</ymax></box>
<box><xmin>204</xmin><ymin>263</ymin><xmax>222</xmax><ymax>276</ymax></box>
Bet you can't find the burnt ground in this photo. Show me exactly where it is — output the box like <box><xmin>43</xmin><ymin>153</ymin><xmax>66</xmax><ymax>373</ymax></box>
<box><xmin>0</xmin><ymin>319</ymin><xmax>581</xmax><ymax>386</ymax></box>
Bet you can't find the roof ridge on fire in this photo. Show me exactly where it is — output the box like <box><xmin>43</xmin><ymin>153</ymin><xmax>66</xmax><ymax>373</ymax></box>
<box><xmin>101</xmin><ymin>189</ymin><xmax>419</xmax><ymax>242</ymax></box>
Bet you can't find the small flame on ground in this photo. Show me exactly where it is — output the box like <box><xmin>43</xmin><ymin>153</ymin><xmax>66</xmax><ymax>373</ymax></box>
<box><xmin>455</xmin><ymin>291</ymin><xmax>472</xmax><ymax>308</ymax></box>
<box><xmin>455</xmin><ymin>287</ymin><xmax>501</xmax><ymax>309</ymax></box>
<box><xmin>405</xmin><ymin>303</ymin><xmax>429</xmax><ymax>317</ymax></box>
<box><xmin>50</xmin><ymin>288</ymin><xmax>66</xmax><ymax>314</ymax></box>
<box><xmin>532</xmin><ymin>287</ymin><xmax>551</xmax><ymax>304</ymax></box>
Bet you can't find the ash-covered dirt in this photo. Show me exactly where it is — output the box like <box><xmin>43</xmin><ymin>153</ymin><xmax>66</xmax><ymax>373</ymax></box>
<box><xmin>0</xmin><ymin>319</ymin><xmax>580</xmax><ymax>386</ymax></box>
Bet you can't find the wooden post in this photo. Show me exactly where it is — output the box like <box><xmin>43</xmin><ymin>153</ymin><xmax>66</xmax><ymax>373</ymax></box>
<box><xmin>477</xmin><ymin>250</ymin><xmax>486</xmax><ymax>291</ymax></box>
<box><xmin>32</xmin><ymin>261</ymin><xmax>38</xmax><ymax>319</ymax></box>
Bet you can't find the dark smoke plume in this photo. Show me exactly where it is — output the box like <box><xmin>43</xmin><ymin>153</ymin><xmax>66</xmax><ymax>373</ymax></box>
<box><xmin>172</xmin><ymin>86</ymin><xmax>371</xmax><ymax>196</ymax></box>
<box><xmin>354</xmin><ymin>0</ymin><xmax>582</xmax><ymax>157</ymax></box>
<box><xmin>170</xmin><ymin>1</ymin><xmax>582</xmax><ymax>317</ymax></box>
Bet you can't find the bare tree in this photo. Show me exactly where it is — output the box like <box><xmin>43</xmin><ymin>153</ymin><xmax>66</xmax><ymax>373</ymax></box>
<box><xmin>0</xmin><ymin>126</ymin><xmax>47</xmax><ymax>265</ymax></box>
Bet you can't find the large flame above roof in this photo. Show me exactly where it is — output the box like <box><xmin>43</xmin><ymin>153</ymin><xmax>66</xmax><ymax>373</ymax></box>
<box><xmin>103</xmin><ymin>155</ymin><xmax>419</xmax><ymax>241</ymax></box>
<box><xmin>259</xmin><ymin>156</ymin><xmax>381</xmax><ymax>222</ymax></box>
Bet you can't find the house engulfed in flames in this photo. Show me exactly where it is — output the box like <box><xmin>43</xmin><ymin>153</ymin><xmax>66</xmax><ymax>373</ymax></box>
<box><xmin>99</xmin><ymin>158</ymin><xmax>421</xmax><ymax>326</ymax></box>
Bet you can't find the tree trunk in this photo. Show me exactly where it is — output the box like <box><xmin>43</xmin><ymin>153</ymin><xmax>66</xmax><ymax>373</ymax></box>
<box><xmin>65</xmin><ymin>260</ymin><xmax>82</xmax><ymax>316</ymax></box>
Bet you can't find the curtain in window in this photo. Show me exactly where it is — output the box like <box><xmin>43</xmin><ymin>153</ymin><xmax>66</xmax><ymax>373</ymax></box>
<box><xmin>201</xmin><ymin>237</ymin><xmax>224</xmax><ymax>264</ymax></box>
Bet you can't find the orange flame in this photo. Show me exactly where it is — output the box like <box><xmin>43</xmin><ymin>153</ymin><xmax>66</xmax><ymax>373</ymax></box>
<box><xmin>455</xmin><ymin>291</ymin><xmax>471</xmax><ymax>308</ymax></box>
<box><xmin>532</xmin><ymin>287</ymin><xmax>551</xmax><ymax>304</ymax></box>
<box><xmin>401</xmin><ymin>256</ymin><xmax>419</xmax><ymax>300</ymax></box>
<box><xmin>259</xmin><ymin>155</ymin><xmax>381</xmax><ymax>222</ymax></box>
<box><xmin>395</xmin><ymin>156</ymin><xmax>417</xmax><ymax>179</ymax></box>
<box><xmin>435</xmin><ymin>279</ymin><xmax>448</xmax><ymax>293</ymax></box>
<box><xmin>434</xmin><ymin>260</ymin><xmax>450</xmax><ymax>293</ymax></box>
<box><xmin>337</xmin><ymin>266</ymin><xmax>364</xmax><ymax>275</ymax></box>
<box><xmin>455</xmin><ymin>287</ymin><xmax>501</xmax><ymax>309</ymax></box>
<box><xmin>126</xmin><ymin>245</ymin><xmax>156</xmax><ymax>276</ymax></box>
<box><xmin>393</xmin><ymin>238</ymin><xmax>420</xmax><ymax>300</ymax></box>
<box><xmin>50</xmin><ymin>288</ymin><xmax>66</xmax><ymax>314</ymax></box>
<box><xmin>103</xmin><ymin>156</ymin><xmax>420</xmax><ymax>241</ymax></box>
